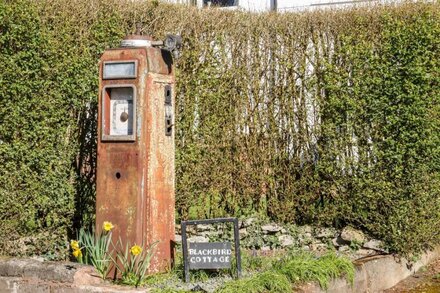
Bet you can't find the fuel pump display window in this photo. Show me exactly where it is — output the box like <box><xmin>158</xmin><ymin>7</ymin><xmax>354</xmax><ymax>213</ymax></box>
<box><xmin>103</xmin><ymin>61</ymin><xmax>137</xmax><ymax>79</ymax></box>
<box><xmin>102</xmin><ymin>85</ymin><xmax>136</xmax><ymax>141</ymax></box>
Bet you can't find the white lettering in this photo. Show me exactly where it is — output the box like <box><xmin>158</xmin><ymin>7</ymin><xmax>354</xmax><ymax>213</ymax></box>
<box><xmin>188</xmin><ymin>244</ymin><xmax>233</xmax><ymax>265</ymax></box>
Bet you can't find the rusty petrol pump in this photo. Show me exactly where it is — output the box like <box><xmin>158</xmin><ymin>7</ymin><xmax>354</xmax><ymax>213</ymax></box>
<box><xmin>96</xmin><ymin>34</ymin><xmax>181</xmax><ymax>273</ymax></box>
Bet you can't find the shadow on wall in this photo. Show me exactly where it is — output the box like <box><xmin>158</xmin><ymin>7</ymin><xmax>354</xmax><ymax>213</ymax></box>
<box><xmin>73</xmin><ymin>102</ymin><xmax>98</xmax><ymax>233</ymax></box>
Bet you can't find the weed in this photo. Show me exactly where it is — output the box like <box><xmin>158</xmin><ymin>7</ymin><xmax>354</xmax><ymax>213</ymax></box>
<box><xmin>419</xmin><ymin>266</ymin><xmax>428</xmax><ymax>273</ymax></box>
<box><xmin>240</xmin><ymin>250</ymin><xmax>275</xmax><ymax>272</ymax></box>
<box><xmin>349</xmin><ymin>240</ymin><xmax>362</xmax><ymax>251</ymax></box>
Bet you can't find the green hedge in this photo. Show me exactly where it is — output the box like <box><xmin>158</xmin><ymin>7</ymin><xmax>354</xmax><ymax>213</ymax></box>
<box><xmin>0</xmin><ymin>0</ymin><xmax>124</xmax><ymax>258</ymax></box>
<box><xmin>0</xmin><ymin>0</ymin><xmax>438</xmax><ymax>257</ymax></box>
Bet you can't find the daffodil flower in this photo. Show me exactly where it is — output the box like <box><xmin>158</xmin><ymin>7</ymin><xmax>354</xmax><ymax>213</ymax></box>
<box><xmin>102</xmin><ymin>221</ymin><xmax>114</xmax><ymax>232</ymax></box>
<box><xmin>130</xmin><ymin>245</ymin><xmax>142</xmax><ymax>256</ymax></box>
<box><xmin>70</xmin><ymin>240</ymin><xmax>80</xmax><ymax>250</ymax></box>
<box><xmin>72</xmin><ymin>248</ymin><xmax>82</xmax><ymax>258</ymax></box>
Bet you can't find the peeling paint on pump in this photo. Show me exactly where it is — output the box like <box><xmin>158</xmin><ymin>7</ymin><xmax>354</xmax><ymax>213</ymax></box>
<box><xmin>96</xmin><ymin>35</ymin><xmax>176</xmax><ymax>273</ymax></box>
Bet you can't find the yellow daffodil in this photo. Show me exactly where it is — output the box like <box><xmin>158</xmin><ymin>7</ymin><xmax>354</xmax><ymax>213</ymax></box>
<box><xmin>130</xmin><ymin>245</ymin><xmax>142</xmax><ymax>256</ymax></box>
<box><xmin>70</xmin><ymin>240</ymin><xmax>79</xmax><ymax>250</ymax></box>
<box><xmin>72</xmin><ymin>248</ymin><xmax>82</xmax><ymax>258</ymax></box>
<box><xmin>102</xmin><ymin>221</ymin><xmax>114</xmax><ymax>232</ymax></box>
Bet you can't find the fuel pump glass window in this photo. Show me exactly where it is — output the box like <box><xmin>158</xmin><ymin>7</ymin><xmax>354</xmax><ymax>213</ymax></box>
<box><xmin>103</xmin><ymin>61</ymin><xmax>136</xmax><ymax>79</ymax></box>
<box><xmin>102</xmin><ymin>85</ymin><xmax>136</xmax><ymax>141</ymax></box>
<box><xmin>110</xmin><ymin>88</ymin><xmax>133</xmax><ymax>135</ymax></box>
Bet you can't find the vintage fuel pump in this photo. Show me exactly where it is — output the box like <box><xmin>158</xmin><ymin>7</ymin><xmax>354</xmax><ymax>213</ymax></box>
<box><xmin>96</xmin><ymin>35</ymin><xmax>180</xmax><ymax>272</ymax></box>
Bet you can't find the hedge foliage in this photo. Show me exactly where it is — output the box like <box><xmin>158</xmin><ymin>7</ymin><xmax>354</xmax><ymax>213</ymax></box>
<box><xmin>0</xmin><ymin>0</ymin><xmax>439</xmax><ymax>257</ymax></box>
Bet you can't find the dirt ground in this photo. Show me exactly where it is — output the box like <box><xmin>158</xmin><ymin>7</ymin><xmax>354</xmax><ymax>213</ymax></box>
<box><xmin>385</xmin><ymin>258</ymin><xmax>440</xmax><ymax>293</ymax></box>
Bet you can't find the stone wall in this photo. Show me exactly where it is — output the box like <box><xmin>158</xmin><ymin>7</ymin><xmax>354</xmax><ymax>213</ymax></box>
<box><xmin>175</xmin><ymin>218</ymin><xmax>387</xmax><ymax>260</ymax></box>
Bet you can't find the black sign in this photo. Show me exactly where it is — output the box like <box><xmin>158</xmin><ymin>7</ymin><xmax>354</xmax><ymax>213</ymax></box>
<box><xmin>181</xmin><ymin>217</ymin><xmax>241</xmax><ymax>282</ymax></box>
<box><xmin>189</xmin><ymin>242</ymin><xmax>232</xmax><ymax>269</ymax></box>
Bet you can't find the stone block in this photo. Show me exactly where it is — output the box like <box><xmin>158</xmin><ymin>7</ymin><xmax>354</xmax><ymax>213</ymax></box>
<box><xmin>278</xmin><ymin>235</ymin><xmax>294</xmax><ymax>247</ymax></box>
<box><xmin>261</xmin><ymin>224</ymin><xmax>282</xmax><ymax>234</ymax></box>
<box><xmin>340</xmin><ymin>227</ymin><xmax>365</xmax><ymax>244</ymax></box>
<box><xmin>314</xmin><ymin>227</ymin><xmax>337</xmax><ymax>239</ymax></box>
<box><xmin>187</xmin><ymin>236</ymin><xmax>209</xmax><ymax>243</ymax></box>
<box><xmin>363</xmin><ymin>239</ymin><xmax>386</xmax><ymax>252</ymax></box>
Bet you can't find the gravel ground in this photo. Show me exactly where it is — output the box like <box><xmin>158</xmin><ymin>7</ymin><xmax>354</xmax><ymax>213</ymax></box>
<box><xmin>149</xmin><ymin>273</ymin><xmax>235</xmax><ymax>292</ymax></box>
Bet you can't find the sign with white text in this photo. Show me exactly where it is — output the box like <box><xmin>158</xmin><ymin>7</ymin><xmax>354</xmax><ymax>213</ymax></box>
<box><xmin>188</xmin><ymin>242</ymin><xmax>232</xmax><ymax>269</ymax></box>
<box><xmin>181</xmin><ymin>217</ymin><xmax>242</xmax><ymax>282</ymax></box>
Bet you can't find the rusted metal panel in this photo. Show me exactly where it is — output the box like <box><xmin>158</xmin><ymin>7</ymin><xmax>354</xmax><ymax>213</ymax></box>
<box><xmin>143</xmin><ymin>72</ymin><xmax>175</xmax><ymax>272</ymax></box>
<box><xmin>96</xmin><ymin>42</ymin><xmax>175</xmax><ymax>274</ymax></box>
<box><xmin>146</xmin><ymin>47</ymin><xmax>173</xmax><ymax>75</ymax></box>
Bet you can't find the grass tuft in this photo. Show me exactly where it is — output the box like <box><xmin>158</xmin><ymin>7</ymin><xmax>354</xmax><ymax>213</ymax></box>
<box><xmin>274</xmin><ymin>252</ymin><xmax>355</xmax><ymax>289</ymax></box>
